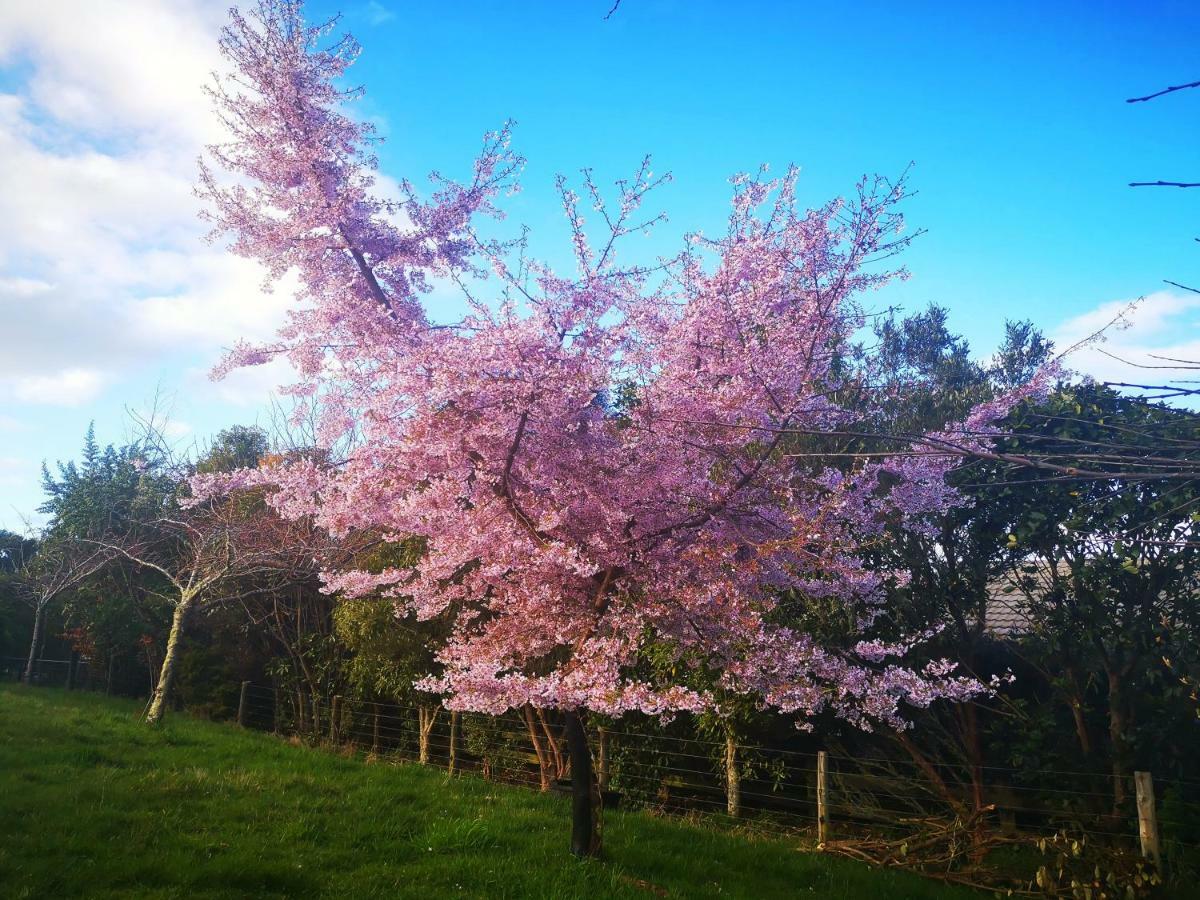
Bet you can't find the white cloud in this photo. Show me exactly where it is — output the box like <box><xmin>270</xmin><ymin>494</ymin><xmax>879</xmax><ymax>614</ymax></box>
<box><xmin>11</xmin><ymin>368</ymin><xmax>108</xmax><ymax>405</ymax></box>
<box><xmin>195</xmin><ymin>356</ymin><xmax>297</xmax><ymax>409</ymax></box>
<box><xmin>0</xmin><ymin>455</ymin><xmax>33</xmax><ymax>491</ymax></box>
<box><xmin>0</xmin><ymin>1</ymin><xmax>226</xmax><ymax>146</ymax></box>
<box><xmin>0</xmin><ymin>275</ymin><xmax>53</xmax><ymax>297</ymax></box>
<box><xmin>0</xmin><ymin>1</ymin><xmax>296</xmax><ymax>411</ymax></box>
<box><xmin>364</xmin><ymin>2</ymin><xmax>397</xmax><ymax>26</ymax></box>
<box><xmin>1053</xmin><ymin>290</ymin><xmax>1200</xmax><ymax>391</ymax></box>
<box><xmin>0</xmin><ymin>414</ymin><xmax>28</xmax><ymax>432</ymax></box>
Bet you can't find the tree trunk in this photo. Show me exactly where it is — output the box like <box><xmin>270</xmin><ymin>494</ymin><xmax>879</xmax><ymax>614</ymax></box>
<box><xmin>564</xmin><ymin>709</ymin><xmax>600</xmax><ymax>858</ymax></box>
<box><xmin>956</xmin><ymin>701</ymin><xmax>990</xmax><ymax>856</ymax></box>
<box><xmin>146</xmin><ymin>596</ymin><xmax>192</xmax><ymax>725</ymax></box>
<box><xmin>418</xmin><ymin>705</ymin><xmax>437</xmax><ymax>765</ymax></box>
<box><xmin>597</xmin><ymin>727</ymin><xmax>610</xmax><ymax>792</ymax></box>
<box><xmin>1070</xmin><ymin>696</ymin><xmax>1093</xmax><ymax>757</ymax></box>
<box><xmin>448</xmin><ymin>711</ymin><xmax>460</xmax><ymax>775</ymax></box>
<box><xmin>896</xmin><ymin>730</ymin><xmax>968</xmax><ymax>818</ymax></box>
<box><xmin>537</xmin><ymin>708</ymin><xmax>569</xmax><ymax>780</ymax></box>
<box><xmin>22</xmin><ymin>603</ymin><xmax>44</xmax><ymax>685</ymax></box>
<box><xmin>1108</xmin><ymin>669</ymin><xmax>1130</xmax><ymax>815</ymax></box>
<box><xmin>959</xmin><ymin>703</ymin><xmax>984</xmax><ymax>813</ymax></box>
<box><xmin>725</xmin><ymin>729</ymin><xmax>741</xmax><ymax>818</ymax></box>
<box><xmin>524</xmin><ymin>705</ymin><xmax>554</xmax><ymax>791</ymax></box>
<box><xmin>1063</xmin><ymin>666</ymin><xmax>1093</xmax><ymax>756</ymax></box>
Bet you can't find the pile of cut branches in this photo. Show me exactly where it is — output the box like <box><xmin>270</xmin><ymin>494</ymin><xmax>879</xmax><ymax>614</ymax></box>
<box><xmin>823</xmin><ymin>812</ymin><xmax>1160</xmax><ymax>897</ymax></box>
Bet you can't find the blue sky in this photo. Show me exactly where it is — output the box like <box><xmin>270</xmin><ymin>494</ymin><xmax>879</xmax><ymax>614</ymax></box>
<box><xmin>1</xmin><ymin>0</ymin><xmax>1198</xmax><ymax>530</ymax></box>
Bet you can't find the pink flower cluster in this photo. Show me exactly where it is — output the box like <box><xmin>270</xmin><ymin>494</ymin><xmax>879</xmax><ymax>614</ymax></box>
<box><xmin>193</xmin><ymin>1</ymin><xmax>1046</xmax><ymax>730</ymax></box>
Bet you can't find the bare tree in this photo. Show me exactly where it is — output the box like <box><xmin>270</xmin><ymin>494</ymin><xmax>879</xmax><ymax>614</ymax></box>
<box><xmin>13</xmin><ymin>538</ymin><xmax>110</xmax><ymax>684</ymax></box>
<box><xmin>95</xmin><ymin>495</ymin><xmax>337</xmax><ymax>724</ymax></box>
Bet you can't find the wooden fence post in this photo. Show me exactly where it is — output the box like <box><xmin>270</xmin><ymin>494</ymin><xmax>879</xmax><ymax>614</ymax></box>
<box><xmin>330</xmin><ymin>695</ymin><xmax>342</xmax><ymax>744</ymax></box>
<box><xmin>236</xmin><ymin>680</ymin><xmax>249</xmax><ymax>727</ymax></box>
<box><xmin>372</xmin><ymin>703</ymin><xmax>381</xmax><ymax>755</ymax></box>
<box><xmin>597</xmin><ymin>727</ymin><xmax>610</xmax><ymax>792</ymax></box>
<box><xmin>448</xmin><ymin>711</ymin><xmax>460</xmax><ymax>775</ymax></box>
<box><xmin>1135</xmin><ymin>771</ymin><xmax>1161</xmax><ymax>870</ymax></box>
<box><xmin>817</xmin><ymin>751</ymin><xmax>829</xmax><ymax>847</ymax></box>
<box><xmin>272</xmin><ymin>686</ymin><xmax>281</xmax><ymax>734</ymax></box>
<box><xmin>725</xmin><ymin>731</ymin><xmax>741</xmax><ymax>818</ymax></box>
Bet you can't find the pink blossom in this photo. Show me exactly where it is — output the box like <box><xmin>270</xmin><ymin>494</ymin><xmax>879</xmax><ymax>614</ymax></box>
<box><xmin>191</xmin><ymin>1</ymin><xmax>1037</xmax><ymax>730</ymax></box>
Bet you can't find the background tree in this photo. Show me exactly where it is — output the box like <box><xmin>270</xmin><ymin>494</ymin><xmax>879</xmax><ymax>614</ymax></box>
<box><xmin>332</xmin><ymin>538</ymin><xmax>449</xmax><ymax>764</ymax></box>
<box><xmin>101</xmin><ymin>483</ymin><xmax>339</xmax><ymax>724</ymax></box>
<box><xmin>846</xmin><ymin>309</ymin><xmax>1055</xmax><ymax>822</ymax></box>
<box><xmin>35</xmin><ymin>426</ymin><xmax>178</xmax><ymax>692</ymax></box>
<box><xmin>11</xmin><ymin>536</ymin><xmax>108</xmax><ymax>684</ymax></box>
<box><xmin>994</xmin><ymin>384</ymin><xmax>1200</xmax><ymax>814</ymax></box>
<box><xmin>0</xmin><ymin>530</ymin><xmax>37</xmax><ymax>662</ymax></box>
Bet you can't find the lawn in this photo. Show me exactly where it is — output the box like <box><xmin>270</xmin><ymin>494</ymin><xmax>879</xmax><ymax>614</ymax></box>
<box><xmin>0</xmin><ymin>685</ymin><xmax>981</xmax><ymax>899</ymax></box>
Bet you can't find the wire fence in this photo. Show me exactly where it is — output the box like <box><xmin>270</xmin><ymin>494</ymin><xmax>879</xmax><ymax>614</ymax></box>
<box><xmin>1</xmin><ymin>654</ymin><xmax>150</xmax><ymax>696</ymax></box>
<box><xmin>2</xmin><ymin>654</ymin><xmax>87</xmax><ymax>689</ymax></box>
<box><xmin>226</xmin><ymin>683</ymin><xmax>1200</xmax><ymax>874</ymax></box>
<box><xmin>9</xmin><ymin>665</ymin><xmax>1199</xmax><ymax>893</ymax></box>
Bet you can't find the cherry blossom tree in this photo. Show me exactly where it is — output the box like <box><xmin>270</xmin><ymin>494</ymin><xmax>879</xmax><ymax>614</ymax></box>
<box><xmin>193</xmin><ymin>0</ymin><xmax>1049</xmax><ymax>856</ymax></box>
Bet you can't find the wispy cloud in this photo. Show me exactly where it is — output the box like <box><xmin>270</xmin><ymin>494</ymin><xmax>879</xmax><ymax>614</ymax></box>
<box><xmin>1053</xmin><ymin>290</ymin><xmax>1200</xmax><ymax>390</ymax></box>
<box><xmin>364</xmin><ymin>2</ymin><xmax>396</xmax><ymax>26</ymax></box>
<box><xmin>11</xmin><ymin>368</ymin><xmax>109</xmax><ymax>406</ymax></box>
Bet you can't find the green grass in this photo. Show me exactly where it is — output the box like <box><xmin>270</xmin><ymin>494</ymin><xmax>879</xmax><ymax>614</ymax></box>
<box><xmin>0</xmin><ymin>686</ymin><xmax>981</xmax><ymax>899</ymax></box>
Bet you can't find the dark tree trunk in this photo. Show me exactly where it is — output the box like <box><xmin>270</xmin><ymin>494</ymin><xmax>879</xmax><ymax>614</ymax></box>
<box><xmin>957</xmin><ymin>701</ymin><xmax>989</xmax><ymax>856</ymax></box>
<box><xmin>564</xmin><ymin>709</ymin><xmax>600</xmax><ymax>858</ymax></box>
<box><xmin>1107</xmin><ymin>668</ymin><xmax>1131</xmax><ymax>815</ymax></box>
<box><xmin>1064</xmin><ymin>666</ymin><xmax>1093</xmax><ymax>756</ymax></box>
<box><xmin>1070</xmin><ymin>697</ymin><xmax>1093</xmax><ymax>757</ymax></box>
<box><xmin>896</xmin><ymin>730</ymin><xmax>969</xmax><ymax>818</ymax></box>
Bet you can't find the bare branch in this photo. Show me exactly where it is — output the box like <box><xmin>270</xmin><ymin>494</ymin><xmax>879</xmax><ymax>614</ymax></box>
<box><xmin>1128</xmin><ymin>180</ymin><xmax>1200</xmax><ymax>188</ymax></box>
<box><xmin>1127</xmin><ymin>79</ymin><xmax>1200</xmax><ymax>103</ymax></box>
